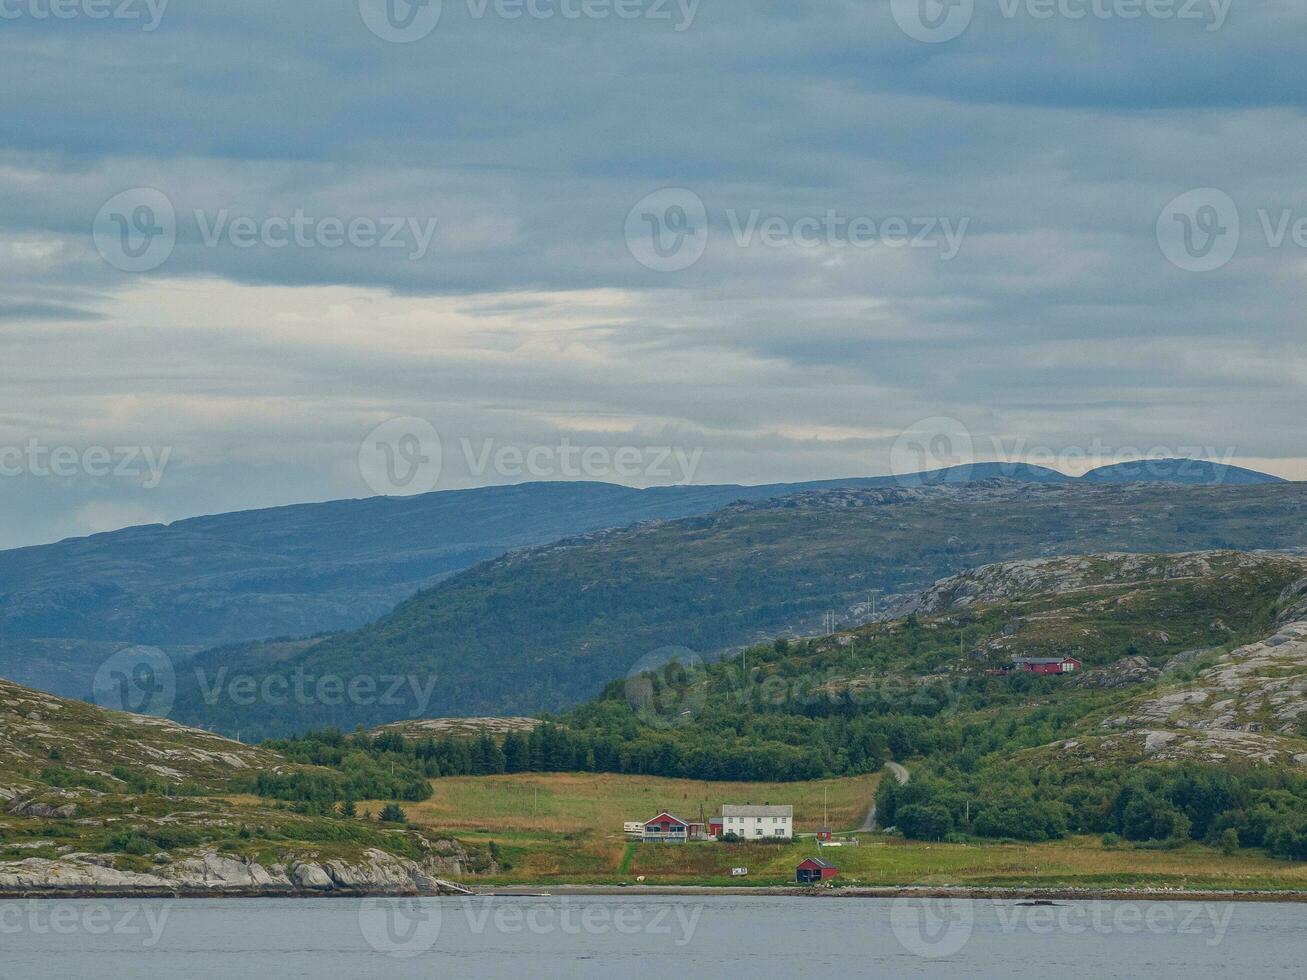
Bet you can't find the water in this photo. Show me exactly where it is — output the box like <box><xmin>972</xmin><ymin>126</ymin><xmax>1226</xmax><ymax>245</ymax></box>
<box><xmin>0</xmin><ymin>894</ymin><xmax>1300</xmax><ymax>979</ymax></box>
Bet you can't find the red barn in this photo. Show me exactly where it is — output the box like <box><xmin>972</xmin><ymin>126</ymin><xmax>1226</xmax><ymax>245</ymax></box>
<box><xmin>796</xmin><ymin>857</ymin><xmax>839</xmax><ymax>884</ymax></box>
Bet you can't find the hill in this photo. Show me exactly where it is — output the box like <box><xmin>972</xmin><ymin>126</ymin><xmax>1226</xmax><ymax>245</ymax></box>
<box><xmin>261</xmin><ymin>550</ymin><xmax>1307</xmax><ymax>874</ymax></box>
<box><xmin>170</xmin><ymin>481</ymin><xmax>1307</xmax><ymax>735</ymax></box>
<box><xmin>0</xmin><ymin>676</ymin><xmax>494</xmax><ymax>895</ymax></box>
<box><xmin>0</xmin><ymin>478</ymin><xmax>905</xmax><ymax>700</ymax></box>
<box><xmin>1081</xmin><ymin>459</ymin><xmax>1285</xmax><ymax>485</ymax></box>
<box><xmin>0</xmin><ymin>458</ymin><xmax>1281</xmax><ymax>702</ymax></box>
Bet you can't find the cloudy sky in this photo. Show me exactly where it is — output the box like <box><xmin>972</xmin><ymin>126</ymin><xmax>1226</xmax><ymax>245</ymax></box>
<box><xmin>1</xmin><ymin>0</ymin><xmax>1305</xmax><ymax>549</ymax></box>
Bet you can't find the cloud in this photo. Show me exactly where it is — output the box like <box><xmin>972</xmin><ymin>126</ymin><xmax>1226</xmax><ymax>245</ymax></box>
<box><xmin>0</xmin><ymin>2</ymin><xmax>1305</xmax><ymax>546</ymax></box>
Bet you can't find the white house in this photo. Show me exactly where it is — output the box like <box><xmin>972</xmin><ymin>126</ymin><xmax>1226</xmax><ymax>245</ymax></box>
<box><xmin>721</xmin><ymin>804</ymin><xmax>793</xmax><ymax>839</ymax></box>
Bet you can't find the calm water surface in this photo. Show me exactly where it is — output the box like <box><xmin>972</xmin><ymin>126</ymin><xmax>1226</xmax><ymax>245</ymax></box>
<box><xmin>0</xmin><ymin>895</ymin><xmax>1300</xmax><ymax>979</ymax></box>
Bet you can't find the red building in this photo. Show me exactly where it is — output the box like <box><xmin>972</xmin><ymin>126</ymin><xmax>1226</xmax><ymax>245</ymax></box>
<box><xmin>709</xmin><ymin>820</ymin><xmax>724</xmax><ymax>837</ymax></box>
<box><xmin>991</xmin><ymin>656</ymin><xmax>1082</xmax><ymax>676</ymax></box>
<box><xmin>1014</xmin><ymin>656</ymin><xmax>1081</xmax><ymax>675</ymax></box>
<box><xmin>796</xmin><ymin>857</ymin><xmax>839</xmax><ymax>884</ymax></box>
<box><xmin>816</xmin><ymin>826</ymin><xmax>833</xmax><ymax>842</ymax></box>
<box><xmin>642</xmin><ymin>811</ymin><xmax>690</xmax><ymax>842</ymax></box>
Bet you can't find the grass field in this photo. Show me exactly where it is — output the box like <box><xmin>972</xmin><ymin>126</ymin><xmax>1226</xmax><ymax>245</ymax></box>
<box><xmin>395</xmin><ymin>772</ymin><xmax>878</xmax><ymax>836</ymax></box>
<box><xmin>331</xmin><ymin>771</ymin><xmax>1307</xmax><ymax>891</ymax></box>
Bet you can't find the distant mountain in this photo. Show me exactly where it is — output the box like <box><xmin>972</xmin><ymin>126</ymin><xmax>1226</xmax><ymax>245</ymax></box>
<box><xmin>0</xmin><ymin>481</ymin><xmax>837</xmax><ymax>697</ymax></box>
<box><xmin>893</xmin><ymin>461</ymin><xmax>1071</xmax><ymax>485</ymax></box>
<box><xmin>0</xmin><ymin>474</ymin><xmax>1028</xmax><ymax>698</ymax></box>
<box><xmin>0</xmin><ymin>455</ymin><xmax>1288</xmax><ymax>703</ymax></box>
<box><xmin>168</xmin><ymin>480</ymin><xmax>1307</xmax><ymax>736</ymax></box>
<box><xmin>1080</xmin><ymin>458</ymin><xmax>1285</xmax><ymax>485</ymax></box>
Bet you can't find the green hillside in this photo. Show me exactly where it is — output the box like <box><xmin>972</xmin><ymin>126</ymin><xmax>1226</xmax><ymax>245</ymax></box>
<box><xmin>0</xmin><ymin>678</ymin><xmax>494</xmax><ymax>894</ymax></box>
<box><xmin>173</xmin><ymin>481</ymin><xmax>1307</xmax><ymax>736</ymax></box>
<box><xmin>265</xmin><ymin>551</ymin><xmax>1307</xmax><ymax>864</ymax></box>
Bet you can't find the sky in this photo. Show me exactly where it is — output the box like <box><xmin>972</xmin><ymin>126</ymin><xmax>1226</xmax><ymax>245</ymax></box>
<box><xmin>1</xmin><ymin>0</ymin><xmax>1306</xmax><ymax>549</ymax></box>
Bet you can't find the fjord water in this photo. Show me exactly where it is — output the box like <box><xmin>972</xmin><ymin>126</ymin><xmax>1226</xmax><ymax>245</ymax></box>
<box><xmin>1</xmin><ymin>895</ymin><xmax>1299</xmax><ymax>978</ymax></box>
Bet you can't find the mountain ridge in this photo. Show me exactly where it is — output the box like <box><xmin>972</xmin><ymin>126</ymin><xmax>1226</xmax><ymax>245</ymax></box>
<box><xmin>169</xmin><ymin>480</ymin><xmax>1307</xmax><ymax>736</ymax></box>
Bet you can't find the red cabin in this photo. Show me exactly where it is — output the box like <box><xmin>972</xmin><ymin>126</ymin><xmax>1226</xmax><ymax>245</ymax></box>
<box><xmin>796</xmin><ymin>857</ymin><xmax>839</xmax><ymax>884</ymax></box>
<box><xmin>1013</xmin><ymin>656</ymin><xmax>1081</xmax><ymax>675</ymax></box>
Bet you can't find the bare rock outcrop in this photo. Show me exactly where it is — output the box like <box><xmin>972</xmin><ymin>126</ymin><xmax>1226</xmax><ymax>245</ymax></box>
<box><xmin>0</xmin><ymin>845</ymin><xmax>478</xmax><ymax>898</ymax></box>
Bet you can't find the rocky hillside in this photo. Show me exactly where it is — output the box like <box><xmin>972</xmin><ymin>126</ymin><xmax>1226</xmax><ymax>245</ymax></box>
<box><xmin>173</xmin><ymin>481</ymin><xmax>1307</xmax><ymax>735</ymax></box>
<box><xmin>895</xmin><ymin>551</ymin><xmax>1302</xmax><ymax>617</ymax></box>
<box><xmin>0</xmin><ymin>678</ymin><xmax>490</xmax><ymax>896</ymax></box>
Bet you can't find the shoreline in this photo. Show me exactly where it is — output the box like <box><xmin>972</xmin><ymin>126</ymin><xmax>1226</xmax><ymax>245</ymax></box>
<box><xmin>3</xmin><ymin>883</ymin><xmax>1305</xmax><ymax>903</ymax></box>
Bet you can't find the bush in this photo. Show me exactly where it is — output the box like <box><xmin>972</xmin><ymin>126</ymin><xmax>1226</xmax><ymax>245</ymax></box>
<box><xmin>379</xmin><ymin>803</ymin><xmax>408</xmax><ymax>824</ymax></box>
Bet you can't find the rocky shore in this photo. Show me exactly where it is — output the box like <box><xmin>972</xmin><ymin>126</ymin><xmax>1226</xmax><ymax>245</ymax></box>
<box><xmin>0</xmin><ymin>847</ymin><xmax>475</xmax><ymax>899</ymax></box>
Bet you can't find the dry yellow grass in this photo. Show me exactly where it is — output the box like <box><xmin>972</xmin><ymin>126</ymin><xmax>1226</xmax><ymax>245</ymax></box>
<box><xmin>386</xmin><ymin>771</ymin><xmax>879</xmax><ymax>836</ymax></box>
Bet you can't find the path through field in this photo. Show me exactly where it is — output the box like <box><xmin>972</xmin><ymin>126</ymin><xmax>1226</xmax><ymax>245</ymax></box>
<box><xmin>857</xmin><ymin>761</ymin><xmax>909</xmax><ymax>832</ymax></box>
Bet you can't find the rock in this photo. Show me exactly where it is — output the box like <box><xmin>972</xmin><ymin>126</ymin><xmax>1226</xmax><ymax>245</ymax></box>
<box><xmin>1076</xmin><ymin>656</ymin><xmax>1159</xmax><ymax>689</ymax></box>
<box><xmin>290</xmin><ymin>862</ymin><xmax>334</xmax><ymax>889</ymax></box>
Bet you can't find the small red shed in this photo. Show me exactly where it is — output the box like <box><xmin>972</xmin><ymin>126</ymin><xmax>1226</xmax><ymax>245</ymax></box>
<box><xmin>796</xmin><ymin>857</ymin><xmax>838</xmax><ymax>884</ymax></box>
<box><xmin>709</xmin><ymin>820</ymin><xmax>723</xmax><ymax>837</ymax></box>
<box><xmin>816</xmin><ymin>826</ymin><xmax>833</xmax><ymax>842</ymax></box>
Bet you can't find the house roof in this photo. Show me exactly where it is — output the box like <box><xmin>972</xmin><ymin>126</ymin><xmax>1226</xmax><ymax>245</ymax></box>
<box><xmin>722</xmin><ymin>804</ymin><xmax>793</xmax><ymax>818</ymax></box>
<box><xmin>1012</xmin><ymin>657</ymin><xmax>1075</xmax><ymax>665</ymax></box>
<box><xmin>645</xmin><ymin>811</ymin><xmax>689</xmax><ymax>826</ymax></box>
<box><xmin>797</xmin><ymin>857</ymin><xmax>835</xmax><ymax>870</ymax></box>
